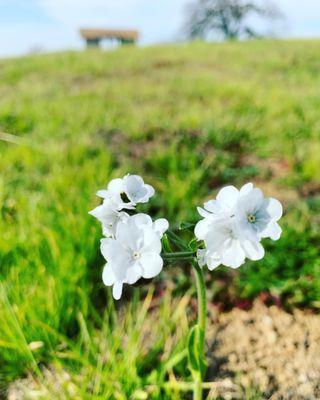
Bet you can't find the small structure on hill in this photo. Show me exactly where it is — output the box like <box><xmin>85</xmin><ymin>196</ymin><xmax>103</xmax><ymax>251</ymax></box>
<box><xmin>80</xmin><ymin>28</ymin><xmax>139</xmax><ymax>48</ymax></box>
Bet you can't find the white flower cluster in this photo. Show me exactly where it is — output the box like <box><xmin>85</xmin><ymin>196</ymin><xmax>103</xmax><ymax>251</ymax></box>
<box><xmin>195</xmin><ymin>183</ymin><xmax>283</xmax><ymax>269</ymax></box>
<box><xmin>91</xmin><ymin>176</ymin><xmax>283</xmax><ymax>299</ymax></box>
<box><xmin>90</xmin><ymin>174</ymin><xmax>168</xmax><ymax>299</ymax></box>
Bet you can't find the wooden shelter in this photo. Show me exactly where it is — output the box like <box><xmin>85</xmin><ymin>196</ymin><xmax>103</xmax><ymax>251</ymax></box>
<box><xmin>80</xmin><ymin>28</ymin><xmax>139</xmax><ymax>47</ymax></box>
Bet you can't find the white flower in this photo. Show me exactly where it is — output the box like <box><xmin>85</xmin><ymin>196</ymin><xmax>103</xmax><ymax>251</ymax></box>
<box><xmin>195</xmin><ymin>183</ymin><xmax>282</xmax><ymax>269</ymax></box>
<box><xmin>101</xmin><ymin>213</ymin><xmax>169</xmax><ymax>300</ymax></box>
<box><xmin>196</xmin><ymin>248</ymin><xmax>221</xmax><ymax>270</ymax></box>
<box><xmin>89</xmin><ymin>200</ymin><xmax>129</xmax><ymax>237</ymax></box>
<box><xmin>196</xmin><ymin>185</ymin><xmax>240</xmax><ymax>221</ymax></box>
<box><xmin>196</xmin><ymin>218</ymin><xmax>265</xmax><ymax>269</ymax></box>
<box><xmin>197</xmin><ymin>219</ymin><xmax>265</xmax><ymax>269</ymax></box>
<box><xmin>194</xmin><ymin>184</ymin><xmax>246</xmax><ymax>243</ymax></box>
<box><xmin>97</xmin><ymin>174</ymin><xmax>155</xmax><ymax>210</ymax></box>
<box><xmin>235</xmin><ymin>185</ymin><xmax>282</xmax><ymax>242</ymax></box>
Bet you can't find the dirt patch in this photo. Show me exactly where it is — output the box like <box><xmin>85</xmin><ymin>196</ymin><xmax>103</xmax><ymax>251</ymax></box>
<box><xmin>7</xmin><ymin>367</ymin><xmax>77</xmax><ymax>400</ymax></box>
<box><xmin>7</xmin><ymin>301</ymin><xmax>320</xmax><ymax>399</ymax></box>
<box><xmin>206</xmin><ymin>300</ymin><xmax>320</xmax><ymax>399</ymax></box>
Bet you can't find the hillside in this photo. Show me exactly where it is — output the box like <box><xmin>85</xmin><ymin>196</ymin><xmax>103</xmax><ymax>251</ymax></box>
<box><xmin>0</xmin><ymin>40</ymin><xmax>320</xmax><ymax>397</ymax></box>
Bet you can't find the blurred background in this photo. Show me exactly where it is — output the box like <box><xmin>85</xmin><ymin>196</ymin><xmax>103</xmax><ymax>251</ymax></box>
<box><xmin>1</xmin><ymin>1</ymin><xmax>320</xmax><ymax>399</ymax></box>
<box><xmin>1</xmin><ymin>0</ymin><xmax>320</xmax><ymax>57</ymax></box>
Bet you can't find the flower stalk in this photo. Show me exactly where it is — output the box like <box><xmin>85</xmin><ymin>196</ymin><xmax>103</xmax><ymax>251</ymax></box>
<box><xmin>161</xmin><ymin>251</ymin><xmax>196</xmax><ymax>260</ymax></box>
<box><xmin>192</xmin><ymin>262</ymin><xmax>207</xmax><ymax>400</ymax></box>
<box><xmin>91</xmin><ymin>175</ymin><xmax>283</xmax><ymax>398</ymax></box>
<box><xmin>161</xmin><ymin>254</ymin><xmax>207</xmax><ymax>398</ymax></box>
<box><xmin>193</xmin><ymin>263</ymin><xmax>206</xmax><ymax>352</ymax></box>
<box><xmin>159</xmin><ymin>251</ymin><xmax>207</xmax><ymax>398</ymax></box>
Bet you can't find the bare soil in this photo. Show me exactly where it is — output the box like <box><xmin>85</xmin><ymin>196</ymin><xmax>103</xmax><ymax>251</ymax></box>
<box><xmin>205</xmin><ymin>300</ymin><xmax>320</xmax><ymax>399</ymax></box>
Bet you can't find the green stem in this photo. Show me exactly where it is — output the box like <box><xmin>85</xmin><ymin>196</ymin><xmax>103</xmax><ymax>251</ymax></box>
<box><xmin>161</xmin><ymin>250</ymin><xmax>206</xmax><ymax>399</ymax></box>
<box><xmin>192</xmin><ymin>262</ymin><xmax>207</xmax><ymax>400</ymax></box>
<box><xmin>194</xmin><ymin>375</ymin><xmax>202</xmax><ymax>400</ymax></box>
<box><xmin>193</xmin><ymin>263</ymin><xmax>206</xmax><ymax>347</ymax></box>
<box><xmin>161</xmin><ymin>251</ymin><xmax>195</xmax><ymax>260</ymax></box>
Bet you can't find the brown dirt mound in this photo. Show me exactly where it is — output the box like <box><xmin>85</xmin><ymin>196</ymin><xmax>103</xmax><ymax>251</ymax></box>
<box><xmin>206</xmin><ymin>300</ymin><xmax>320</xmax><ymax>399</ymax></box>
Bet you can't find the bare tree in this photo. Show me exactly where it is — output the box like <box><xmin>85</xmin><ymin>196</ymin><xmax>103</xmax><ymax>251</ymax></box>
<box><xmin>184</xmin><ymin>0</ymin><xmax>282</xmax><ymax>40</ymax></box>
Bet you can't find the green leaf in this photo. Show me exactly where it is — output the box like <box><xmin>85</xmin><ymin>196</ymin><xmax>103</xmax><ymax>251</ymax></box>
<box><xmin>187</xmin><ymin>325</ymin><xmax>200</xmax><ymax>372</ymax></box>
<box><xmin>162</xmin><ymin>234</ymin><xmax>173</xmax><ymax>253</ymax></box>
<box><xmin>188</xmin><ymin>237</ymin><xmax>198</xmax><ymax>251</ymax></box>
<box><xmin>187</xmin><ymin>325</ymin><xmax>207</xmax><ymax>377</ymax></box>
<box><xmin>166</xmin><ymin>229</ymin><xmax>189</xmax><ymax>251</ymax></box>
<box><xmin>179</xmin><ymin>221</ymin><xmax>196</xmax><ymax>231</ymax></box>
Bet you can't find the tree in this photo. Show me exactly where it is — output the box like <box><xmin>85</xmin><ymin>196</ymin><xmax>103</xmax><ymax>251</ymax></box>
<box><xmin>184</xmin><ymin>0</ymin><xmax>282</xmax><ymax>40</ymax></box>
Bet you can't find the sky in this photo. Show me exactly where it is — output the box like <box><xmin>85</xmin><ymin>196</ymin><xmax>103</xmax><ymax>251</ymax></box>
<box><xmin>1</xmin><ymin>0</ymin><xmax>320</xmax><ymax>57</ymax></box>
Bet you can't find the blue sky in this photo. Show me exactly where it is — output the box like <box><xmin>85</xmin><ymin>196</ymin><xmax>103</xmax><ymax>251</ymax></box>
<box><xmin>1</xmin><ymin>0</ymin><xmax>320</xmax><ymax>57</ymax></box>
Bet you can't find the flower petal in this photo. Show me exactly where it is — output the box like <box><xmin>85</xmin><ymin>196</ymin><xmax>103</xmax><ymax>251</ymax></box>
<box><xmin>241</xmin><ymin>239</ymin><xmax>265</xmax><ymax>261</ymax></box>
<box><xmin>124</xmin><ymin>175</ymin><xmax>148</xmax><ymax>203</ymax></box>
<box><xmin>153</xmin><ymin>218</ymin><xmax>169</xmax><ymax>237</ymax></box>
<box><xmin>124</xmin><ymin>174</ymin><xmax>144</xmax><ymax>187</ymax></box>
<box><xmin>239</xmin><ymin>182</ymin><xmax>253</xmax><ymax>196</ymax></box>
<box><xmin>204</xmin><ymin>221</ymin><xmax>232</xmax><ymax>251</ymax></box>
<box><xmin>239</xmin><ymin>188</ymin><xmax>264</xmax><ymax>213</ymax></box>
<box><xmin>100</xmin><ymin>240</ymin><xmax>131</xmax><ymax>280</ymax></box>
<box><xmin>89</xmin><ymin>204</ymin><xmax>104</xmax><ymax>219</ymax></box>
<box><xmin>216</xmin><ymin>186</ymin><xmax>239</xmax><ymax>210</ymax></box>
<box><xmin>203</xmin><ymin>200</ymin><xmax>221</xmax><ymax>214</ymax></box>
<box><xmin>126</xmin><ymin>264</ymin><xmax>142</xmax><ymax>284</ymax></box>
<box><xmin>112</xmin><ymin>282</ymin><xmax>123</xmax><ymax>300</ymax></box>
<box><xmin>96</xmin><ymin>189</ymin><xmax>109</xmax><ymax>199</ymax></box>
<box><xmin>142</xmin><ymin>229</ymin><xmax>162</xmax><ymax>254</ymax></box>
<box><xmin>205</xmin><ymin>250</ymin><xmax>221</xmax><ymax>270</ymax></box>
<box><xmin>145</xmin><ymin>184</ymin><xmax>155</xmax><ymax>198</ymax></box>
<box><xmin>263</xmin><ymin>198</ymin><xmax>283</xmax><ymax>221</ymax></box>
<box><xmin>196</xmin><ymin>249</ymin><xmax>207</xmax><ymax>267</ymax></box>
<box><xmin>100</xmin><ymin>238</ymin><xmax>114</xmax><ymax>260</ymax></box>
<box><xmin>260</xmin><ymin>221</ymin><xmax>282</xmax><ymax>240</ymax></box>
<box><xmin>102</xmin><ymin>264</ymin><xmax>116</xmax><ymax>286</ymax></box>
<box><xmin>194</xmin><ymin>219</ymin><xmax>212</xmax><ymax>241</ymax></box>
<box><xmin>108</xmin><ymin>178</ymin><xmax>124</xmax><ymax>194</ymax></box>
<box><xmin>236</xmin><ymin>218</ymin><xmax>260</xmax><ymax>242</ymax></box>
<box><xmin>197</xmin><ymin>206</ymin><xmax>212</xmax><ymax>218</ymax></box>
<box><xmin>221</xmin><ymin>239</ymin><xmax>245</xmax><ymax>268</ymax></box>
<box><xmin>102</xmin><ymin>224</ymin><xmax>113</xmax><ymax>238</ymax></box>
<box><xmin>139</xmin><ymin>253</ymin><xmax>163</xmax><ymax>279</ymax></box>
<box><xmin>116</xmin><ymin>223</ymin><xmax>142</xmax><ymax>250</ymax></box>
<box><xmin>130</xmin><ymin>213</ymin><xmax>153</xmax><ymax>228</ymax></box>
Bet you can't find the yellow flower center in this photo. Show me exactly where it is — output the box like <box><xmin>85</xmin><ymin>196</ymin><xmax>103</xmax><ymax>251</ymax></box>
<box><xmin>133</xmin><ymin>251</ymin><xmax>141</xmax><ymax>260</ymax></box>
<box><xmin>247</xmin><ymin>214</ymin><xmax>256</xmax><ymax>223</ymax></box>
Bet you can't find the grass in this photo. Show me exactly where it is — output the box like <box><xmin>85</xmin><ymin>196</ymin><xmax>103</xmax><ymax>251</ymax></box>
<box><xmin>0</xmin><ymin>40</ymin><xmax>320</xmax><ymax>397</ymax></box>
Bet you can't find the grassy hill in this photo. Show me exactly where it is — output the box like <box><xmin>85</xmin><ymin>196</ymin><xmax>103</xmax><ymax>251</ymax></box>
<box><xmin>1</xmin><ymin>40</ymin><xmax>320</xmax><ymax>397</ymax></box>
